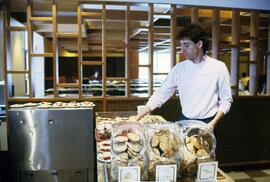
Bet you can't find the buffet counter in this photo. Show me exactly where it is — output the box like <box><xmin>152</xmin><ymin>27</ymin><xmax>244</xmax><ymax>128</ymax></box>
<box><xmin>95</xmin><ymin>112</ymin><xmax>235</xmax><ymax>182</ymax></box>
<box><xmin>97</xmin><ymin>162</ymin><xmax>235</xmax><ymax>182</ymax></box>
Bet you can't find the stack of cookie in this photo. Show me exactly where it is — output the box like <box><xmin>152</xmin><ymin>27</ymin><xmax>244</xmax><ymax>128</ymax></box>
<box><xmin>97</xmin><ymin>140</ymin><xmax>111</xmax><ymax>162</ymax></box>
<box><xmin>110</xmin><ymin>122</ymin><xmax>146</xmax><ymax>181</ymax></box>
<box><xmin>147</xmin><ymin>126</ymin><xmax>182</xmax><ymax>180</ymax></box>
<box><xmin>179</xmin><ymin>122</ymin><xmax>216</xmax><ymax>177</ymax></box>
<box><xmin>112</xmin><ymin>132</ymin><xmax>142</xmax><ymax>159</ymax></box>
<box><xmin>150</xmin><ymin>129</ymin><xmax>180</xmax><ymax>158</ymax></box>
<box><xmin>181</xmin><ymin>134</ymin><xmax>214</xmax><ymax>177</ymax></box>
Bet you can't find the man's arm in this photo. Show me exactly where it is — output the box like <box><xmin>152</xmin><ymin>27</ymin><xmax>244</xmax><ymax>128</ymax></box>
<box><xmin>136</xmin><ymin>65</ymin><xmax>179</xmax><ymax>121</ymax></box>
<box><xmin>136</xmin><ymin>105</ymin><xmax>151</xmax><ymax>121</ymax></box>
<box><xmin>208</xmin><ymin>111</ymin><xmax>224</xmax><ymax>131</ymax></box>
<box><xmin>209</xmin><ymin>63</ymin><xmax>233</xmax><ymax>130</ymax></box>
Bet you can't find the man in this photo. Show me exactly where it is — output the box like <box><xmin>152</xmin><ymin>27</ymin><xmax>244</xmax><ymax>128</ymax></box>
<box><xmin>136</xmin><ymin>23</ymin><xmax>233</xmax><ymax>131</ymax></box>
<box><xmin>239</xmin><ymin>72</ymin><xmax>249</xmax><ymax>91</ymax></box>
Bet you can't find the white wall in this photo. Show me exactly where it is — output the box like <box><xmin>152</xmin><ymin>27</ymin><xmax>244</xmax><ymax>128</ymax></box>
<box><xmin>10</xmin><ymin>23</ymin><xmax>26</xmax><ymax>96</ymax></box>
<box><xmin>10</xmin><ymin>18</ymin><xmax>45</xmax><ymax>97</ymax></box>
<box><xmin>32</xmin><ymin>32</ymin><xmax>45</xmax><ymax>98</ymax></box>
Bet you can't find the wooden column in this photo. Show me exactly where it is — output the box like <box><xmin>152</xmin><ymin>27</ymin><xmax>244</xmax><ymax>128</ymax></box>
<box><xmin>129</xmin><ymin>52</ymin><xmax>139</xmax><ymax>79</ymax></box>
<box><xmin>77</xmin><ymin>4</ymin><xmax>82</xmax><ymax>98</ymax></box>
<box><xmin>102</xmin><ymin>4</ymin><xmax>107</xmax><ymax>111</ymax></box>
<box><xmin>231</xmin><ymin>10</ymin><xmax>240</xmax><ymax>96</ymax></box>
<box><xmin>170</xmin><ymin>5</ymin><xmax>176</xmax><ymax>67</ymax></box>
<box><xmin>125</xmin><ymin>4</ymin><xmax>130</xmax><ymax>97</ymax></box>
<box><xmin>212</xmin><ymin>9</ymin><xmax>220</xmax><ymax>59</ymax></box>
<box><xmin>191</xmin><ymin>7</ymin><xmax>198</xmax><ymax>23</ymax></box>
<box><xmin>266</xmin><ymin>14</ymin><xmax>270</xmax><ymax>94</ymax></box>
<box><xmin>27</xmin><ymin>1</ymin><xmax>33</xmax><ymax>97</ymax></box>
<box><xmin>148</xmin><ymin>3</ymin><xmax>154</xmax><ymax>95</ymax></box>
<box><xmin>249</xmin><ymin>11</ymin><xmax>259</xmax><ymax>95</ymax></box>
<box><xmin>52</xmin><ymin>1</ymin><xmax>59</xmax><ymax>97</ymax></box>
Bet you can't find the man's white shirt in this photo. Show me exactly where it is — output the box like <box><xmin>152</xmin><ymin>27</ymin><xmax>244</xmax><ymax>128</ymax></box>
<box><xmin>146</xmin><ymin>56</ymin><xmax>233</xmax><ymax>119</ymax></box>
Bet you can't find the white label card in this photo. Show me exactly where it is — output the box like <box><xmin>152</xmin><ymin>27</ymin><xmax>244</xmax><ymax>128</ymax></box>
<box><xmin>197</xmin><ymin>161</ymin><xmax>218</xmax><ymax>182</ymax></box>
<box><xmin>118</xmin><ymin>166</ymin><xmax>140</xmax><ymax>182</ymax></box>
<box><xmin>156</xmin><ymin>164</ymin><xmax>177</xmax><ymax>182</ymax></box>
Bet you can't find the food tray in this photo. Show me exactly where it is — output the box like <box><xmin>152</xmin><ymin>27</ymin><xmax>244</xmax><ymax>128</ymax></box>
<box><xmin>96</xmin><ymin>111</ymin><xmax>137</xmax><ymax>119</ymax></box>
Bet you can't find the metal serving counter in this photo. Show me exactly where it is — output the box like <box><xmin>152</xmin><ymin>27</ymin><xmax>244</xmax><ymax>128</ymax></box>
<box><xmin>8</xmin><ymin>107</ymin><xmax>97</xmax><ymax>182</ymax></box>
<box><xmin>0</xmin><ymin>110</ymin><xmax>7</xmax><ymax>151</ymax></box>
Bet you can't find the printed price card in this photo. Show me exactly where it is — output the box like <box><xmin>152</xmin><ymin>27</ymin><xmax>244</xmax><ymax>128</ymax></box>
<box><xmin>197</xmin><ymin>161</ymin><xmax>218</xmax><ymax>182</ymax></box>
<box><xmin>156</xmin><ymin>164</ymin><xmax>177</xmax><ymax>182</ymax></box>
<box><xmin>118</xmin><ymin>166</ymin><xmax>140</xmax><ymax>182</ymax></box>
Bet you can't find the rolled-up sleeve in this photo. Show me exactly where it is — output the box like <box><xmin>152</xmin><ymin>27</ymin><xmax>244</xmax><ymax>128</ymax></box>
<box><xmin>218</xmin><ymin>63</ymin><xmax>233</xmax><ymax>114</ymax></box>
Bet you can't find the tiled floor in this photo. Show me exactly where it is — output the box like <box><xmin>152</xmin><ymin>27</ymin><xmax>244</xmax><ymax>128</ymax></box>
<box><xmin>226</xmin><ymin>168</ymin><xmax>270</xmax><ymax>182</ymax></box>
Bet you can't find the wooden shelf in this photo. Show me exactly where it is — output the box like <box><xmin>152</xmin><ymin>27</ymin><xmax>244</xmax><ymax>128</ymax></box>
<box><xmin>230</xmin><ymin>44</ymin><xmax>239</xmax><ymax>48</ymax></box>
<box><xmin>138</xmin><ymin>65</ymin><xmax>151</xmax><ymax>68</ymax></box>
<box><xmin>31</xmin><ymin>53</ymin><xmax>54</xmax><ymax>57</ymax></box>
<box><xmin>30</xmin><ymin>16</ymin><xmax>53</xmax><ymax>22</ymax></box>
<box><xmin>57</xmin><ymin>32</ymin><xmax>78</xmax><ymax>38</ymax></box>
<box><xmin>249</xmin><ymin>36</ymin><xmax>259</xmax><ymax>40</ymax></box>
<box><xmin>81</xmin><ymin>61</ymin><xmax>104</xmax><ymax>65</ymax></box>
<box><xmin>81</xmin><ymin>12</ymin><xmax>102</xmax><ymax>17</ymax></box>
<box><xmin>7</xmin><ymin>97</ymin><xmax>103</xmax><ymax>102</ymax></box>
<box><xmin>153</xmin><ymin>73</ymin><xmax>168</xmax><ymax>75</ymax></box>
<box><xmin>58</xmin><ymin>83</ymin><xmax>79</xmax><ymax>88</ymax></box>
<box><xmin>9</xmin><ymin>26</ymin><xmax>27</xmax><ymax>31</ymax></box>
<box><xmin>106</xmin><ymin>77</ymin><xmax>127</xmax><ymax>81</ymax></box>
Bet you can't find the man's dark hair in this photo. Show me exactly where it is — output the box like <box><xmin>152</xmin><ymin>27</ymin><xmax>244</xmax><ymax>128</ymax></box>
<box><xmin>177</xmin><ymin>23</ymin><xmax>209</xmax><ymax>54</ymax></box>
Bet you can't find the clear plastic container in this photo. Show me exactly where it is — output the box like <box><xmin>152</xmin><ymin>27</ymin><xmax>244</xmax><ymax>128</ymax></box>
<box><xmin>95</xmin><ymin>111</ymin><xmax>137</xmax><ymax>141</ymax></box>
<box><xmin>145</xmin><ymin>123</ymin><xmax>183</xmax><ymax>181</ymax></box>
<box><xmin>177</xmin><ymin>120</ymin><xmax>216</xmax><ymax>177</ymax></box>
<box><xmin>110</xmin><ymin>121</ymin><xmax>147</xmax><ymax>182</ymax></box>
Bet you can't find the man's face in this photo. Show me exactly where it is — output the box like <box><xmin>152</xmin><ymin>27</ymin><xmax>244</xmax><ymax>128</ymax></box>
<box><xmin>179</xmin><ymin>39</ymin><xmax>201</xmax><ymax>61</ymax></box>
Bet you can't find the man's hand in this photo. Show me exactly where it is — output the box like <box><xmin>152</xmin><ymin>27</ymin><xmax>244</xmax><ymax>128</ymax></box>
<box><xmin>136</xmin><ymin>105</ymin><xmax>151</xmax><ymax>121</ymax></box>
